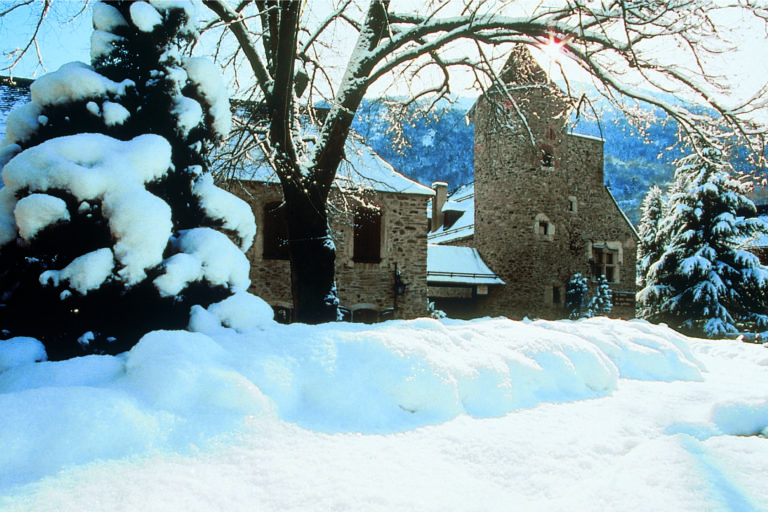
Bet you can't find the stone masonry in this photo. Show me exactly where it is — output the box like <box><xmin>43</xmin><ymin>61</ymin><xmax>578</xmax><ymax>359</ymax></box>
<box><xmin>434</xmin><ymin>46</ymin><xmax>638</xmax><ymax>319</ymax></box>
<box><xmin>231</xmin><ymin>180</ymin><xmax>431</xmax><ymax>321</ymax></box>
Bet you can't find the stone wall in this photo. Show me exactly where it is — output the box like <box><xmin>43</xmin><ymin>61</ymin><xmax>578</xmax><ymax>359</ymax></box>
<box><xmin>231</xmin><ymin>180</ymin><xmax>430</xmax><ymax>320</ymax></box>
<box><xmin>471</xmin><ymin>79</ymin><xmax>637</xmax><ymax>320</ymax></box>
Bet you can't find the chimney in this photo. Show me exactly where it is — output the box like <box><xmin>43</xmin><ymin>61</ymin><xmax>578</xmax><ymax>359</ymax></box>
<box><xmin>431</xmin><ymin>181</ymin><xmax>448</xmax><ymax>232</ymax></box>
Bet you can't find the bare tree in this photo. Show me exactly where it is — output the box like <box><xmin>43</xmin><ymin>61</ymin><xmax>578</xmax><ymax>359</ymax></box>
<box><xmin>199</xmin><ymin>0</ymin><xmax>767</xmax><ymax>323</ymax></box>
<box><xmin>5</xmin><ymin>1</ymin><xmax>768</xmax><ymax>324</ymax></box>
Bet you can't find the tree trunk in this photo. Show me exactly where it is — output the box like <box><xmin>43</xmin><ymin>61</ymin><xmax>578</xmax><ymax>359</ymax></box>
<box><xmin>283</xmin><ymin>181</ymin><xmax>338</xmax><ymax>324</ymax></box>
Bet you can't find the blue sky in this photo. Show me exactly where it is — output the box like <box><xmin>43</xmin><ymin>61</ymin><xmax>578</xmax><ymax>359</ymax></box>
<box><xmin>2</xmin><ymin>1</ymin><xmax>767</xmax><ymax>125</ymax></box>
<box><xmin>0</xmin><ymin>1</ymin><xmax>90</xmax><ymax>79</ymax></box>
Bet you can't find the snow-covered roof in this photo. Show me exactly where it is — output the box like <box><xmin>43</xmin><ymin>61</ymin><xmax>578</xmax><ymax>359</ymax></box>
<box><xmin>236</xmin><ymin>138</ymin><xmax>434</xmax><ymax>197</ymax></box>
<box><xmin>569</xmin><ymin>132</ymin><xmax>605</xmax><ymax>143</ymax></box>
<box><xmin>427</xmin><ymin>244</ymin><xmax>504</xmax><ymax>286</ymax></box>
<box><xmin>428</xmin><ymin>182</ymin><xmax>475</xmax><ymax>244</ymax></box>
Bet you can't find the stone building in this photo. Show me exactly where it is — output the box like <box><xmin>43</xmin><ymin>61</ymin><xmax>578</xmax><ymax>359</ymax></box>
<box><xmin>427</xmin><ymin>46</ymin><xmax>638</xmax><ymax>319</ymax></box>
<box><xmin>230</xmin><ymin>140</ymin><xmax>434</xmax><ymax>323</ymax></box>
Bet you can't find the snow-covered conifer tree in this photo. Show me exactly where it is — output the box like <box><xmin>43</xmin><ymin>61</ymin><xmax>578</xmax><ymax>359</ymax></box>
<box><xmin>588</xmin><ymin>276</ymin><xmax>613</xmax><ymax>317</ymax></box>
<box><xmin>0</xmin><ymin>0</ymin><xmax>255</xmax><ymax>359</ymax></box>
<box><xmin>636</xmin><ymin>185</ymin><xmax>666</xmax><ymax>290</ymax></box>
<box><xmin>637</xmin><ymin>141</ymin><xmax>768</xmax><ymax>338</ymax></box>
<box><xmin>566</xmin><ymin>274</ymin><xmax>589</xmax><ymax>319</ymax></box>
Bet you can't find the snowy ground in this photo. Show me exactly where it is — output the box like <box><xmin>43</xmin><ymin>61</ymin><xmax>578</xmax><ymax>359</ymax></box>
<box><xmin>1</xmin><ymin>294</ymin><xmax>768</xmax><ymax>511</ymax></box>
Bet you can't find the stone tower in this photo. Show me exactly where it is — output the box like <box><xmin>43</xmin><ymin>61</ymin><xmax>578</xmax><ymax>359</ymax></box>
<box><xmin>472</xmin><ymin>46</ymin><xmax>637</xmax><ymax>319</ymax></box>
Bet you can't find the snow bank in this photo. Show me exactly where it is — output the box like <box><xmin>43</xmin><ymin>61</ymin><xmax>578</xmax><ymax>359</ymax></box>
<box><xmin>0</xmin><ymin>313</ymin><xmax>715</xmax><ymax>491</ymax></box>
<box><xmin>0</xmin><ymin>338</ymin><xmax>46</xmax><ymax>371</ymax></box>
<box><xmin>3</xmin><ymin>314</ymin><xmax>768</xmax><ymax>508</ymax></box>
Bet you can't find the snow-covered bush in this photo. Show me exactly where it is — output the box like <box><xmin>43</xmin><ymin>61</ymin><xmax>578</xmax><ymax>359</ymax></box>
<box><xmin>566</xmin><ymin>274</ymin><xmax>589</xmax><ymax>319</ymax></box>
<box><xmin>566</xmin><ymin>274</ymin><xmax>613</xmax><ymax>319</ymax></box>
<box><xmin>589</xmin><ymin>276</ymin><xmax>613</xmax><ymax>317</ymax></box>
<box><xmin>0</xmin><ymin>0</ymin><xmax>255</xmax><ymax>359</ymax></box>
<box><xmin>637</xmin><ymin>141</ymin><xmax>768</xmax><ymax>338</ymax></box>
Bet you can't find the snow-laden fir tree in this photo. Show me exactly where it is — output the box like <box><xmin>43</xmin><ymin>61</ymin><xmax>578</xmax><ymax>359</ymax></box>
<box><xmin>0</xmin><ymin>0</ymin><xmax>255</xmax><ymax>359</ymax></box>
<box><xmin>588</xmin><ymin>276</ymin><xmax>613</xmax><ymax>317</ymax></box>
<box><xmin>566</xmin><ymin>274</ymin><xmax>590</xmax><ymax>319</ymax></box>
<box><xmin>636</xmin><ymin>185</ymin><xmax>667</xmax><ymax>290</ymax></box>
<box><xmin>637</xmin><ymin>140</ymin><xmax>768</xmax><ymax>338</ymax></box>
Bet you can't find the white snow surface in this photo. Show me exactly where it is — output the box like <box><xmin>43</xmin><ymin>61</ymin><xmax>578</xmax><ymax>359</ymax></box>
<box><xmin>29</xmin><ymin>62</ymin><xmax>132</xmax><ymax>109</ymax></box>
<box><xmin>13</xmin><ymin>193</ymin><xmax>70</xmax><ymax>241</ymax></box>
<box><xmin>192</xmin><ymin>173</ymin><xmax>255</xmax><ymax>251</ymax></box>
<box><xmin>101</xmin><ymin>101</ymin><xmax>130</xmax><ymax>126</ymax></box>
<box><xmin>154</xmin><ymin>228</ymin><xmax>251</xmax><ymax>297</ymax></box>
<box><xmin>1</xmin><ymin>312</ymin><xmax>768</xmax><ymax>511</ymax></box>
<box><xmin>171</xmin><ymin>95</ymin><xmax>203</xmax><ymax>136</ymax></box>
<box><xmin>39</xmin><ymin>248</ymin><xmax>115</xmax><ymax>294</ymax></box>
<box><xmin>3</xmin><ymin>63</ymin><xmax>133</xmax><ymax>145</ymax></box>
<box><xmin>90</xmin><ymin>30</ymin><xmax>124</xmax><ymax>62</ymax></box>
<box><xmin>92</xmin><ymin>2</ymin><xmax>129</xmax><ymax>32</ymax></box>
<box><xmin>129</xmin><ymin>1</ymin><xmax>163</xmax><ymax>33</ymax></box>
<box><xmin>0</xmin><ymin>133</ymin><xmax>172</xmax><ymax>284</ymax></box>
<box><xmin>183</xmin><ymin>57</ymin><xmax>232</xmax><ymax>138</ymax></box>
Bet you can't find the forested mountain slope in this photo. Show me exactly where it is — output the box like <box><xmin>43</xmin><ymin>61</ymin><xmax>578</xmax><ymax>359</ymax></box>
<box><xmin>352</xmin><ymin>98</ymin><xmax>683</xmax><ymax>226</ymax></box>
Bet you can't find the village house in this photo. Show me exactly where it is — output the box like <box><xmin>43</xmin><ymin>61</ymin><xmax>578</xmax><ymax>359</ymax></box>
<box><xmin>227</xmin><ymin>138</ymin><xmax>434</xmax><ymax>323</ymax></box>
<box><xmin>427</xmin><ymin>46</ymin><xmax>639</xmax><ymax>320</ymax></box>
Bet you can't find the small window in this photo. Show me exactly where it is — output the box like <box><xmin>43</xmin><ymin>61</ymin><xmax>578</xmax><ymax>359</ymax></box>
<box><xmin>272</xmin><ymin>305</ymin><xmax>293</xmax><ymax>324</ymax></box>
<box><xmin>539</xmin><ymin>144</ymin><xmax>554</xmax><ymax>167</ymax></box>
<box><xmin>263</xmin><ymin>202</ymin><xmax>289</xmax><ymax>260</ymax></box>
<box><xmin>553</xmin><ymin>286</ymin><xmax>561</xmax><ymax>304</ymax></box>
<box><xmin>534</xmin><ymin>213</ymin><xmax>554</xmax><ymax>237</ymax></box>
<box><xmin>592</xmin><ymin>247</ymin><xmax>620</xmax><ymax>283</ymax></box>
<box><xmin>353</xmin><ymin>206</ymin><xmax>382</xmax><ymax>263</ymax></box>
<box><xmin>568</xmin><ymin>196</ymin><xmax>577</xmax><ymax>213</ymax></box>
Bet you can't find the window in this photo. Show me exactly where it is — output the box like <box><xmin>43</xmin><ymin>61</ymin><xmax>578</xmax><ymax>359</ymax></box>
<box><xmin>353</xmin><ymin>206</ymin><xmax>382</xmax><ymax>263</ymax></box>
<box><xmin>553</xmin><ymin>286</ymin><xmax>561</xmax><ymax>304</ymax></box>
<box><xmin>272</xmin><ymin>305</ymin><xmax>293</xmax><ymax>324</ymax></box>
<box><xmin>568</xmin><ymin>196</ymin><xmax>577</xmax><ymax>213</ymax></box>
<box><xmin>592</xmin><ymin>246</ymin><xmax>619</xmax><ymax>283</ymax></box>
<box><xmin>534</xmin><ymin>213</ymin><xmax>554</xmax><ymax>238</ymax></box>
<box><xmin>262</xmin><ymin>202</ymin><xmax>289</xmax><ymax>260</ymax></box>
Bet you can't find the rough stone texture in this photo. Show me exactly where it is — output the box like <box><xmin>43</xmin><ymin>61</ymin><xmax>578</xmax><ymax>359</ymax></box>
<box><xmin>468</xmin><ymin>48</ymin><xmax>638</xmax><ymax>319</ymax></box>
<box><xmin>231</xmin><ymin>180</ymin><xmax>430</xmax><ymax>321</ymax></box>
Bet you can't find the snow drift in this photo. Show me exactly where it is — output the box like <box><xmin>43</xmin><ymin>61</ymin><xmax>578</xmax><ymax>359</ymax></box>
<box><xmin>0</xmin><ymin>301</ymin><xmax>711</xmax><ymax>490</ymax></box>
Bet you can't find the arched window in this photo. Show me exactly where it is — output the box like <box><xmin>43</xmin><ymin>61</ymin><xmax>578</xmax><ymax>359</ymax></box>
<box><xmin>263</xmin><ymin>201</ymin><xmax>289</xmax><ymax>260</ymax></box>
<box><xmin>353</xmin><ymin>205</ymin><xmax>382</xmax><ymax>263</ymax></box>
